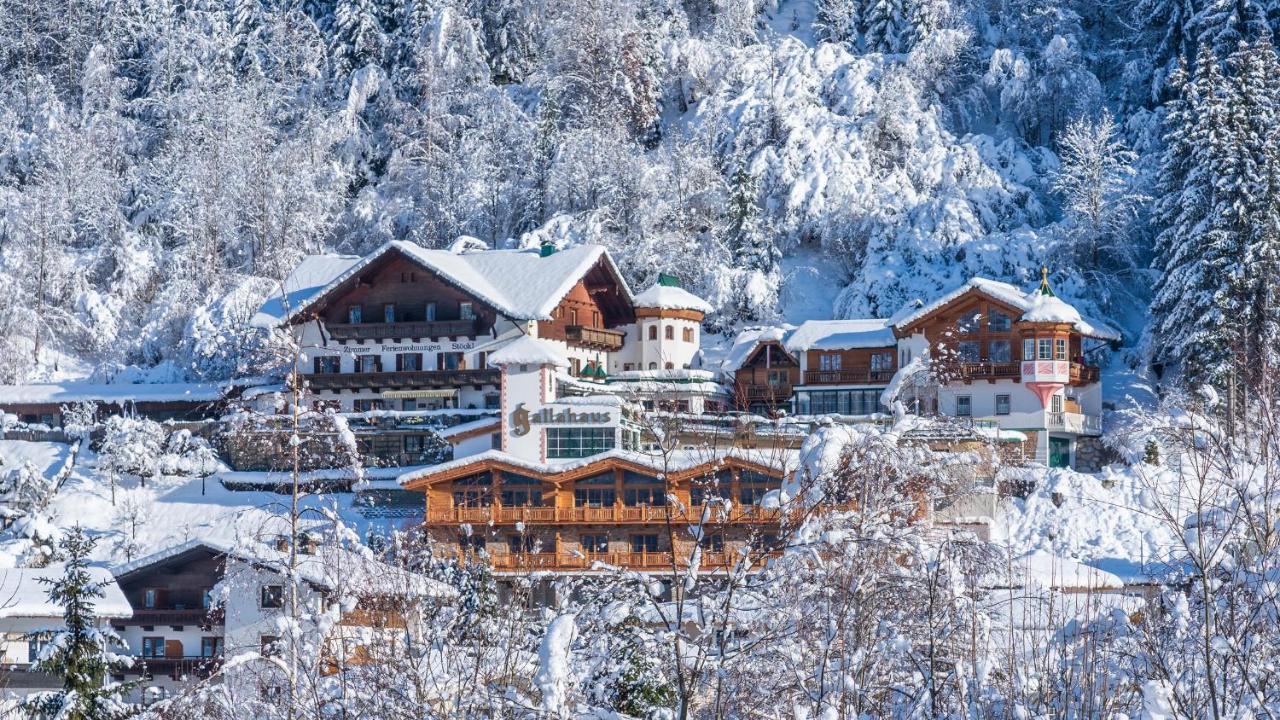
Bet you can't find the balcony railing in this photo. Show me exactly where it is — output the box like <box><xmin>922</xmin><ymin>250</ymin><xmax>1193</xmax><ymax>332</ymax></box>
<box><xmin>564</xmin><ymin>325</ymin><xmax>625</xmax><ymax>351</ymax></box>
<box><xmin>802</xmin><ymin>368</ymin><xmax>894</xmax><ymax>385</ymax></box>
<box><xmin>125</xmin><ymin>608</ymin><xmax>219</xmax><ymax>625</ymax></box>
<box><xmin>327</xmin><ymin>319</ymin><xmax>478</xmax><ymax>341</ymax></box>
<box><xmin>955</xmin><ymin>362</ymin><xmax>1021</xmax><ymax>379</ymax></box>
<box><xmin>127</xmin><ymin>655</ymin><xmax>223</xmax><ymax>680</ymax></box>
<box><xmin>739</xmin><ymin>384</ymin><xmax>792</xmax><ymax>400</ymax></box>
<box><xmin>428</xmin><ymin>503</ymin><xmax>783</xmax><ymax>525</ymax></box>
<box><xmin>1069</xmin><ymin>363</ymin><xmax>1101</xmax><ymax>384</ymax></box>
<box><xmin>1046</xmin><ymin>411</ymin><xmax>1102</xmax><ymax>436</ymax></box>
<box><xmin>306</xmin><ymin>368</ymin><xmax>500</xmax><ymax>391</ymax></box>
<box><xmin>479</xmin><ymin>549</ymin><xmax>774</xmax><ymax>571</ymax></box>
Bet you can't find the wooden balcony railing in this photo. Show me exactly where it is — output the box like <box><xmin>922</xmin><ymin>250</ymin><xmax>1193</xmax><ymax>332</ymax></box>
<box><xmin>306</xmin><ymin>368</ymin><xmax>500</xmax><ymax>391</ymax></box>
<box><xmin>327</xmin><ymin>319</ymin><xmax>478</xmax><ymax>341</ymax></box>
<box><xmin>479</xmin><ymin>549</ymin><xmax>774</xmax><ymax>571</ymax></box>
<box><xmin>1069</xmin><ymin>363</ymin><xmax>1100</xmax><ymax>384</ymax></box>
<box><xmin>128</xmin><ymin>656</ymin><xmax>223</xmax><ymax>680</ymax></box>
<box><xmin>739</xmin><ymin>384</ymin><xmax>792</xmax><ymax>400</ymax></box>
<box><xmin>955</xmin><ymin>362</ymin><xmax>1021</xmax><ymax>379</ymax></box>
<box><xmin>125</xmin><ymin>608</ymin><xmax>218</xmax><ymax>626</ymax></box>
<box><xmin>802</xmin><ymin>368</ymin><xmax>894</xmax><ymax>385</ymax></box>
<box><xmin>429</xmin><ymin>503</ymin><xmax>783</xmax><ymax>525</ymax></box>
<box><xmin>564</xmin><ymin>325</ymin><xmax>625</xmax><ymax>351</ymax></box>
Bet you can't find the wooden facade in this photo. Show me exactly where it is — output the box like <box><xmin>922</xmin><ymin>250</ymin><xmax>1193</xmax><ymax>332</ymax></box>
<box><xmin>894</xmin><ymin>288</ymin><xmax>1098</xmax><ymax>385</ymax></box>
<box><xmin>732</xmin><ymin>341</ymin><xmax>800</xmax><ymax>414</ymax></box>
<box><xmin>405</xmin><ymin>455</ymin><xmax>788</xmax><ymax>572</ymax></box>
<box><xmin>802</xmin><ymin>346</ymin><xmax>897</xmax><ymax>385</ymax></box>
<box><xmin>536</xmin><ymin>262</ymin><xmax>635</xmax><ymax>352</ymax></box>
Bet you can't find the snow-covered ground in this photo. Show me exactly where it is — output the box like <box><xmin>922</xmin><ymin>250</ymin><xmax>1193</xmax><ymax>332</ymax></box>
<box><xmin>0</xmin><ymin>440</ymin><xmax>73</xmax><ymax>482</ymax></box>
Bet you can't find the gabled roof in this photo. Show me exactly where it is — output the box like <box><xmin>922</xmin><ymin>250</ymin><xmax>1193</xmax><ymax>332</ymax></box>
<box><xmin>0</xmin><ymin>567</ymin><xmax>132</xmax><ymax>619</ymax></box>
<box><xmin>720</xmin><ymin>326</ymin><xmax>795</xmax><ymax>374</ymax></box>
<box><xmin>399</xmin><ymin>448</ymin><xmax>794</xmax><ymax>489</ymax></box>
<box><xmin>252</xmin><ymin>241</ymin><xmax>634</xmax><ymax>328</ymax></box>
<box><xmin>783</xmin><ymin>319</ymin><xmax>895</xmax><ymax>352</ymax></box>
<box><xmin>891</xmin><ymin>277</ymin><xmax>1121</xmax><ymax>341</ymax></box>
<box><xmin>632</xmin><ymin>284</ymin><xmax>714</xmax><ymax>314</ymax></box>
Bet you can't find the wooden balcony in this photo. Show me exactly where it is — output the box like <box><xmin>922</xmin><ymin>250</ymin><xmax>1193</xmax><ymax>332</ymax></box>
<box><xmin>955</xmin><ymin>362</ymin><xmax>1021</xmax><ymax>380</ymax></box>
<box><xmin>124</xmin><ymin>608</ymin><xmax>219</xmax><ymax>626</ymax></box>
<box><xmin>480</xmin><ymin>549</ymin><xmax>772</xmax><ymax>572</ymax></box>
<box><xmin>564</xmin><ymin>325</ymin><xmax>625</xmax><ymax>351</ymax></box>
<box><xmin>428</xmin><ymin>503</ymin><xmax>782</xmax><ymax>525</ymax></box>
<box><xmin>127</xmin><ymin>655</ymin><xmax>222</xmax><ymax>680</ymax></box>
<box><xmin>738</xmin><ymin>384</ymin><xmax>792</xmax><ymax>404</ymax></box>
<box><xmin>802</xmin><ymin>368</ymin><xmax>894</xmax><ymax>385</ymax></box>
<box><xmin>1069</xmin><ymin>363</ymin><xmax>1100</xmax><ymax>384</ymax></box>
<box><xmin>306</xmin><ymin>368</ymin><xmax>500</xmax><ymax>391</ymax></box>
<box><xmin>327</xmin><ymin>319</ymin><xmax>478</xmax><ymax>341</ymax></box>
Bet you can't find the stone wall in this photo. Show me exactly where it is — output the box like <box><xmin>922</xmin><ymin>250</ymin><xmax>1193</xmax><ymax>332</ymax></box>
<box><xmin>1075</xmin><ymin>436</ymin><xmax>1120</xmax><ymax>473</ymax></box>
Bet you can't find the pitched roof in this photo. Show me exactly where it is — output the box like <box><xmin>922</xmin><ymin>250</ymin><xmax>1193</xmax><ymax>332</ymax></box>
<box><xmin>0</xmin><ymin>382</ymin><xmax>227</xmax><ymax>405</ymax></box>
<box><xmin>783</xmin><ymin>319</ymin><xmax>895</xmax><ymax>352</ymax></box>
<box><xmin>253</xmin><ymin>241</ymin><xmax>634</xmax><ymax>327</ymax></box>
<box><xmin>720</xmin><ymin>326</ymin><xmax>795</xmax><ymax>374</ymax></box>
<box><xmin>0</xmin><ymin>566</ymin><xmax>133</xmax><ymax>619</ymax></box>
<box><xmin>890</xmin><ymin>277</ymin><xmax>1121</xmax><ymax>341</ymax></box>
<box><xmin>487</xmin><ymin>336</ymin><xmax>570</xmax><ymax>368</ymax></box>
<box><xmin>632</xmin><ymin>284</ymin><xmax>714</xmax><ymax>314</ymax></box>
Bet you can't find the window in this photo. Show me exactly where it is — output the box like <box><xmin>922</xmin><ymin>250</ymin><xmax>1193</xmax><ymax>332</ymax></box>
<box><xmin>623</xmin><ymin>363</ymin><xmax>634</xmax><ymax>371</ymax></box>
<box><xmin>460</xmin><ymin>302</ymin><xmax>475</xmax><ymax>320</ymax></box>
<box><xmin>648</xmin><ymin>362</ymin><xmax>657</xmax><ymax>370</ymax></box>
<box><xmin>630</xmin><ymin>534</ymin><xmax>659</xmax><ymax>553</ymax></box>
<box><xmin>956</xmin><ymin>395</ymin><xmax>972</xmax><ymax>417</ymax></box>
<box><xmin>624</xmin><ymin>486</ymin><xmax>666</xmax><ymax>506</ymax></box>
<box><xmin>142</xmin><ymin>637</ymin><xmax>165</xmax><ymax>658</ymax></box>
<box><xmin>1023</xmin><ymin>338</ymin><xmax>1035</xmax><ymax>361</ymax></box>
<box><xmin>260</xmin><ymin>585</ymin><xmax>284</xmax><ymax>609</ymax></box>
<box><xmin>1051</xmin><ymin>394</ymin><xmax>1063</xmax><ymax>413</ymax></box>
<box><xmin>701</xmin><ymin>534</ymin><xmax>725</xmax><ymax>552</ymax></box>
<box><xmin>870</xmin><ymin>352</ymin><xmax>894</xmax><ymax>372</ymax></box>
<box><xmin>989</xmin><ymin>310</ymin><xmax>1012</xmax><ymax>332</ymax></box>
<box><xmin>569</xmin><ymin>308</ymin><xmax>578</xmax><ymax>325</ymax></box>
<box><xmin>581</xmin><ymin>534</ymin><xmax>608</xmax><ymax>553</ymax></box>
<box><xmin>357</xmin><ymin>354</ymin><xmax>380</xmax><ymax>373</ymax></box>
<box><xmin>425</xmin><ymin>302</ymin><xmax>437</xmax><ymax>321</ymax></box>
<box><xmin>383</xmin><ymin>304</ymin><xmax>396</xmax><ymax>323</ymax></box>
<box><xmin>484</xmin><ymin>394</ymin><xmax>500</xmax><ymax>410</ymax></box>
<box><xmin>507</xmin><ymin>535</ymin><xmax>535</xmax><ymax>554</ymax></box>
<box><xmin>664</xmin><ymin>326</ymin><xmax>674</xmax><ymax>340</ymax></box>
<box><xmin>261</xmin><ymin>636</ymin><xmax>281</xmax><ymax>658</ymax></box>
<box><xmin>347</xmin><ymin>305</ymin><xmax>362</xmax><ymax>324</ymax></box>
<box><xmin>404</xmin><ymin>435</ymin><xmax>427</xmax><ymax>455</ymax></box>
<box><xmin>460</xmin><ymin>534</ymin><xmax>486</xmax><ymax>551</ymax></box>
<box><xmin>665</xmin><ymin>362</ymin><xmax>674</xmax><ymax>370</ymax></box>
<box><xmin>989</xmin><ymin>340</ymin><xmax>1012</xmax><ymax>363</ymax></box>
<box><xmin>501</xmin><ymin>474</ymin><xmax>543</xmax><ymax>507</ymax></box>
<box><xmin>592</xmin><ymin>311</ymin><xmax>600</xmax><ymax>327</ymax></box>
<box><xmin>352</xmin><ymin>399</ymin><xmax>385</xmax><ymax>412</ymax></box>
<box><xmin>767</xmin><ymin>369</ymin><xmax>787</xmax><ymax>388</ymax></box>
<box><xmin>547</xmin><ymin>428</ymin><xmax>615</xmax><ymax>459</ymax></box>
<box><xmin>819</xmin><ymin>354</ymin><xmax>842</xmax><ymax>371</ymax></box>
<box><xmin>958</xmin><ymin>313</ymin><xmax>981</xmax><ymax>334</ymax></box>
<box><xmin>201</xmin><ymin>637</ymin><xmax>223</xmax><ymax>658</ymax></box>
<box><xmin>648</xmin><ymin>326</ymin><xmax>657</xmax><ymax>341</ymax></box>
<box><xmin>313</xmin><ymin>356</ymin><xmax>340</xmax><ymax>374</ymax></box>
<box><xmin>396</xmin><ymin>353</ymin><xmax>423</xmax><ymax>371</ymax></box>
<box><xmin>402</xmin><ymin>398</ymin><xmax>418</xmax><ymax>411</ymax></box>
<box><xmin>1037</xmin><ymin>338</ymin><xmax>1052</xmax><ymax>360</ymax></box>
<box><xmin>201</xmin><ymin>589</ymin><xmax>212</xmax><ymax>608</ymax></box>
<box><xmin>27</xmin><ymin>638</ymin><xmax>48</xmax><ymax>663</ymax></box>
<box><xmin>1055</xmin><ymin>338</ymin><xmax>1067</xmax><ymax>361</ymax></box>
<box><xmin>574</xmin><ymin>472</ymin><xmax>616</xmax><ymax>507</ymax></box>
<box><xmin>996</xmin><ymin>394</ymin><xmax>1011</xmax><ymax>415</ymax></box>
<box><xmin>958</xmin><ymin>341</ymin><xmax>981</xmax><ymax>362</ymax></box>
<box><xmin>682</xmin><ymin>327</ymin><xmax>694</xmax><ymax>342</ymax></box>
<box><xmin>144</xmin><ymin>589</ymin><xmax>158</xmax><ymax>609</ymax></box>
<box><xmin>438</xmin><ymin>352</ymin><xmax>463</xmax><ymax>371</ymax></box>
<box><xmin>570</xmin><ymin>357</ymin><xmax>581</xmax><ymax>376</ymax></box>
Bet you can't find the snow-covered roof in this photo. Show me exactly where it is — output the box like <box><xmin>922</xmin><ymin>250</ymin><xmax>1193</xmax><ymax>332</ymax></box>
<box><xmin>488</xmin><ymin>336</ymin><xmax>570</xmax><ymax>368</ymax></box>
<box><xmin>890</xmin><ymin>277</ymin><xmax>1121</xmax><ymax>341</ymax></box>
<box><xmin>399</xmin><ymin>447</ymin><xmax>795</xmax><ymax>486</ymax></box>
<box><xmin>994</xmin><ymin>552</ymin><xmax>1125</xmax><ymax>591</ymax></box>
<box><xmin>0</xmin><ymin>382</ymin><xmax>227</xmax><ymax>405</ymax></box>
<box><xmin>719</xmin><ymin>325</ymin><xmax>795</xmax><ymax>374</ymax></box>
<box><xmin>783</xmin><ymin>319</ymin><xmax>895</xmax><ymax>352</ymax></box>
<box><xmin>0</xmin><ymin>566</ymin><xmax>133</xmax><ymax>619</ymax></box>
<box><xmin>253</xmin><ymin>241</ymin><xmax>632</xmax><ymax>327</ymax></box>
<box><xmin>631</xmin><ymin>284</ymin><xmax>714</xmax><ymax>314</ymax></box>
<box><xmin>437</xmin><ymin>417</ymin><xmax>501</xmax><ymax>441</ymax></box>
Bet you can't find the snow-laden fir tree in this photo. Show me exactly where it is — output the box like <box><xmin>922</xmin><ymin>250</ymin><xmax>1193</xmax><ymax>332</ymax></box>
<box><xmin>1192</xmin><ymin>0</ymin><xmax>1268</xmax><ymax>60</ymax></box>
<box><xmin>331</xmin><ymin>0</ymin><xmax>388</xmax><ymax>77</ymax></box>
<box><xmin>22</xmin><ymin>528</ymin><xmax>134</xmax><ymax>720</ymax></box>
<box><xmin>863</xmin><ymin>0</ymin><xmax>912</xmax><ymax>53</ymax></box>
<box><xmin>1130</xmin><ymin>0</ymin><xmax>1203</xmax><ymax>102</ymax></box>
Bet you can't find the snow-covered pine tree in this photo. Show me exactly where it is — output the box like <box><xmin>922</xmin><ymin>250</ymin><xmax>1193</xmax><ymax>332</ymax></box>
<box><xmin>727</xmin><ymin>167</ymin><xmax>780</xmax><ymax>323</ymax></box>
<box><xmin>22</xmin><ymin>528</ymin><xmax>133</xmax><ymax>720</ymax></box>
<box><xmin>1130</xmin><ymin>0</ymin><xmax>1203</xmax><ymax>102</ymax></box>
<box><xmin>814</xmin><ymin>0</ymin><xmax>861</xmax><ymax>44</ymax></box>
<box><xmin>331</xmin><ymin>0</ymin><xmax>388</xmax><ymax>77</ymax></box>
<box><xmin>230</xmin><ymin>0</ymin><xmax>266</xmax><ymax>74</ymax></box>
<box><xmin>862</xmin><ymin>0</ymin><xmax>912</xmax><ymax>53</ymax></box>
<box><xmin>1192</xmin><ymin>0</ymin><xmax>1268</xmax><ymax>60</ymax></box>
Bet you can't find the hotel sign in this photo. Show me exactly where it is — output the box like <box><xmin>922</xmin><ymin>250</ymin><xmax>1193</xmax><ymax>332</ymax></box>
<box><xmin>378</xmin><ymin>341</ymin><xmax>475</xmax><ymax>353</ymax></box>
<box><xmin>510</xmin><ymin>402</ymin><xmax>612</xmax><ymax>436</ymax></box>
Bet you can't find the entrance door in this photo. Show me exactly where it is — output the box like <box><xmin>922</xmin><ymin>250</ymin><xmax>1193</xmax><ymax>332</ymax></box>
<box><xmin>1048</xmin><ymin>437</ymin><xmax>1071</xmax><ymax>468</ymax></box>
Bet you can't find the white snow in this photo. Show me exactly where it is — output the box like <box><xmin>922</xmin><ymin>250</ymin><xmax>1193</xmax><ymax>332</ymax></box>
<box><xmin>535</xmin><ymin>613</ymin><xmax>577</xmax><ymax>715</ymax></box>
<box><xmin>782</xmin><ymin>319</ymin><xmax>895</xmax><ymax>352</ymax></box>
<box><xmin>890</xmin><ymin>276</ymin><xmax>1121</xmax><ymax>341</ymax></box>
<box><xmin>0</xmin><ymin>382</ymin><xmax>227</xmax><ymax>405</ymax></box>
<box><xmin>487</xmin><ymin>336</ymin><xmax>570</xmax><ymax>368</ymax></box>
<box><xmin>0</xmin><ymin>566</ymin><xmax>132</xmax><ymax>618</ymax></box>
<box><xmin>399</xmin><ymin>447</ymin><xmax>796</xmax><ymax>485</ymax></box>
<box><xmin>631</xmin><ymin>283</ymin><xmax>714</xmax><ymax>314</ymax></box>
<box><xmin>719</xmin><ymin>325</ymin><xmax>796</xmax><ymax>374</ymax></box>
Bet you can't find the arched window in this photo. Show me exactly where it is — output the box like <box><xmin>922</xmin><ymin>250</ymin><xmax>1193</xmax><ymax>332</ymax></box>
<box><xmin>664</xmin><ymin>362</ymin><xmax>674</xmax><ymax>370</ymax></box>
<box><xmin>664</xmin><ymin>326</ymin><xmax>674</xmax><ymax>340</ymax></box>
<box><xmin>648</xmin><ymin>362</ymin><xmax>657</xmax><ymax>370</ymax></box>
<box><xmin>648</xmin><ymin>326</ymin><xmax>657</xmax><ymax>341</ymax></box>
<box><xmin>682</xmin><ymin>327</ymin><xmax>694</xmax><ymax>342</ymax></box>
